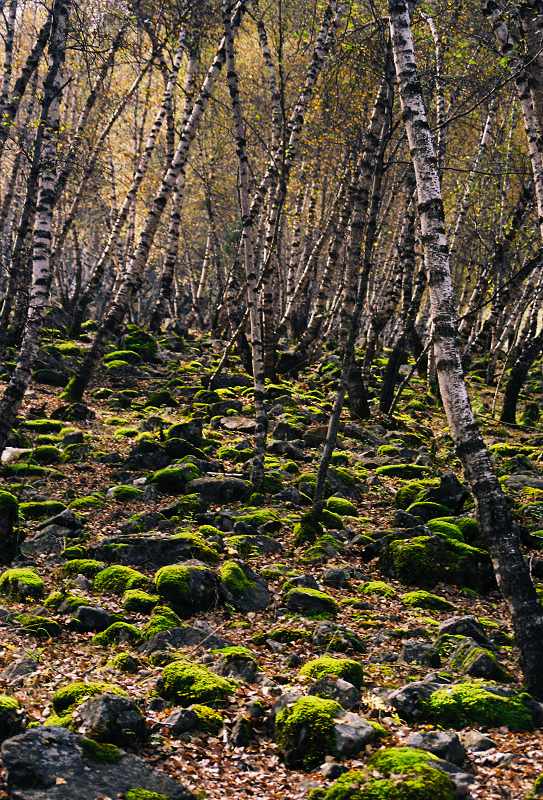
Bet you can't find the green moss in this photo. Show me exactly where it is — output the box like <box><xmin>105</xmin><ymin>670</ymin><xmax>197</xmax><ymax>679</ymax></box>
<box><xmin>360</xmin><ymin>581</ymin><xmax>396</xmax><ymax>598</ymax></box>
<box><xmin>275</xmin><ymin>696</ymin><xmax>341</xmax><ymax>769</ymax></box>
<box><xmin>62</xmin><ymin>559</ymin><xmax>105</xmax><ymax>577</ymax></box>
<box><xmin>158</xmin><ymin>660</ymin><xmax>235</xmax><ymax>706</ymax></box>
<box><xmin>382</xmin><ymin>535</ymin><xmax>492</xmax><ymax>590</ymax></box>
<box><xmin>93</xmin><ymin>565</ymin><xmax>149</xmax><ymax>594</ymax></box>
<box><xmin>251</xmin><ymin>627</ymin><xmax>311</xmax><ymax>645</ymax></box>
<box><xmin>15</xmin><ymin>614</ymin><xmax>61</xmax><ymax>638</ymax></box>
<box><xmin>150</xmin><ymin>464</ymin><xmax>200</xmax><ymax>493</ymax></box>
<box><xmin>326</xmin><ymin>496</ymin><xmax>358</xmax><ymax>516</ymax></box>
<box><xmin>125</xmin><ymin>790</ymin><xmax>169</xmax><ymax>800</ymax></box>
<box><xmin>69</xmin><ymin>494</ymin><xmax>105</xmax><ymax>511</ymax></box>
<box><xmin>44</xmin><ymin>591</ymin><xmax>89</xmax><ymax>611</ymax></box>
<box><xmin>212</xmin><ymin>645</ymin><xmax>257</xmax><ymax>664</ymax></box>
<box><xmin>401</xmin><ymin>591</ymin><xmax>454</xmax><ymax>611</ymax></box>
<box><xmin>0</xmin><ymin>567</ymin><xmax>44</xmax><ymax>599</ymax></box>
<box><xmin>122</xmin><ymin>589</ymin><xmax>159</xmax><ymax>612</ymax></box>
<box><xmin>172</xmin><ymin>531</ymin><xmax>220</xmax><ymax>563</ymax></box>
<box><xmin>19</xmin><ymin>500</ymin><xmax>66</xmax><ymax>520</ymax></box>
<box><xmin>425</xmin><ymin>682</ymin><xmax>534</xmax><ymax>730</ymax></box>
<box><xmin>81</xmin><ymin>737</ymin><xmax>123</xmax><ymax>763</ymax></box>
<box><xmin>235</xmin><ymin>507</ymin><xmax>281</xmax><ymax>528</ymax></box>
<box><xmin>406</xmin><ymin>501</ymin><xmax>452</xmax><ymax>521</ymax></box>
<box><xmin>123</xmin><ymin>326</ymin><xmax>157</xmax><ymax>360</ymax></box>
<box><xmin>103</xmin><ymin>349</ymin><xmax>142</xmax><ymax>365</ymax></box>
<box><xmin>3</xmin><ymin>462</ymin><xmax>53</xmax><ymax>477</ymax></box>
<box><xmin>218</xmin><ymin>560</ymin><xmax>255</xmax><ymax>594</ymax></box>
<box><xmin>190</xmin><ymin>703</ymin><xmax>225</xmax><ymax>734</ymax></box>
<box><xmin>294</xmin><ymin>512</ymin><xmax>324</xmax><ymax>545</ymax></box>
<box><xmin>320</xmin><ymin>509</ymin><xmax>345</xmax><ymax>530</ymax></box>
<box><xmin>454</xmin><ymin>516</ymin><xmax>480</xmax><ymax>542</ymax></box>
<box><xmin>142</xmin><ymin>605</ymin><xmax>182</xmax><ymax>638</ymax></box>
<box><xmin>92</xmin><ymin>622</ymin><xmax>142</xmax><ymax>647</ymax></box>
<box><xmin>22</xmin><ymin>418</ymin><xmax>65</xmax><ymax>433</ymax></box>
<box><xmin>31</xmin><ymin>445</ymin><xmax>63</xmax><ymax>464</ymax></box>
<box><xmin>0</xmin><ymin>491</ymin><xmax>18</xmax><ymax>517</ymax></box>
<box><xmin>154</xmin><ymin>564</ymin><xmax>217</xmax><ymax>615</ymax></box>
<box><xmin>109</xmin><ymin>484</ymin><xmax>144</xmax><ymax>501</ymax></box>
<box><xmin>300</xmin><ymin>656</ymin><xmax>363</xmax><ymax>688</ymax></box>
<box><xmin>53</xmin><ymin>681</ymin><xmax>126</xmax><ymax>714</ymax></box>
<box><xmin>375</xmin><ymin>464</ymin><xmax>430</xmax><ymax>479</ymax></box>
<box><xmin>285</xmin><ymin>587</ymin><xmax>338</xmax><ymax>617</ymax></box>
<box><xmin>395</xmin><ymin>479</ymin><xmax>440</xmax><ymax>510</ymax></box>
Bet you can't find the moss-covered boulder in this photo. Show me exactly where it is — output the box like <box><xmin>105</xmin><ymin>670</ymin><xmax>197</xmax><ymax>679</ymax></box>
<box><xmin>299</xmin><ymin>656</ymin><xmax>363</xmax><ymax>688</ymax></box>
<box><xmin>406</xmin><ymin>501</ymin><xmax>452</xmax><ymax>522</ymax></box>
<box><xmin>218</xmin><ymin>560</ymin><xmax>271</xmax><ymax>611</ymax></box>
<box><xmin>122</xmin><ymin>589</ymin><xmax>159</xmax><ymax>613</ymax></box>
<box><xmin>326</xmin><ymin>496</ymin><xmax>358</xmax><ymax>516</ymax></box>
<box><xmin>92</xmin><ymin>622</ymin><xmax>142</xmax><ymax>647</ymax></box>
<box><xmin>142</xmin><ymin>605</ymin><xmax>182</xmax><ymax>639</ymax></box>
<box><xmin>62</xmin><ymin>559</ymin><xmax>105</xmax><ymax>578</ymax></box>
<box><xmin>150</xmin><ymin>464</ymin><xmax>200</xmax><ymax>494</ymax></box>
<box><xmin>359</xmin><ymin>580</ymin><xmax>396</xmax><ymax>598</ymax></box>
<box><xmin>275</xmin><ymin>696</ymin><xmax>341</xmax><ymax>769</ymax></box>
<box><xmin>52</xmin><ymin>681</ymin><xmax>127</xmax><ymax>715</ymax></box>
<box><xmin>380</xmin><ymin>534</ymin><xmax>494</xmax><ymax>591</ymax></box>
<box><xmin>0</xmin><ymin>695</ymin><xmax>26</xmax><ymax>742</ymax></box>
<box><xmin>0</xmin><ymin>567</ymin><xmax>44</xmax><ymax>599</ymax></box>
<box><xmin>285</xmin><ymin>587</ymin><xmax>338</xmax><ymax>617</ymax></box>
<box><xmin>401</xmin><ymin>590</ymin><xmax>455</xmax><ymax>612</ymax></box>
<box><xmin>376</xmin><ymin>464</ymin><xmax>431</xmax><ymax>479</ymax></box>
<box><xmin>31</xmin><ymin>445</ymin><xmax>63</xmax><ymax>464</ymax></box>
<box><xmin>424</xmin><ymin>681</ymin><xmax>535</xmax><ymax>730</ymax></box>
<box><xmin>157</xmin><ymin>660</ymin><xmax>235</xmax><ymax>706</ymax></box>
<box><xmin>154</xmin><ymin>564</ymin><xmax>220</xmax><ymax>616</ymax></box>
<box><xmin>93</xmin><ymin>566</ymin><xmax>149</xmax><ymax>595</ymax></box>
<box><xmin>309</xmin><ymin>747</ymin><xmax>458</xmax><ymax>800</ymax></box>
<box><xmin>20</xmin><ymin>499</ymin><xmax>66</xmax><ymax>520</ymax></box>
<box><xmin>14</xmin><ymin>613</ymin><xmax>61</xmax><ymax>638</ymax></box>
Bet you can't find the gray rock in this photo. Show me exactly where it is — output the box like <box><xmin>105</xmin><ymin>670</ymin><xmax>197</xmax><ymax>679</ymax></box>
<box><xmin>402</xmin><ymin>639</ymin><xmax>441</xmax><ymax>667</ymax></box>
<box><xmin>322</xmin><ymin>569</ymin><xmax>351</xmax><ymax>589</ymax></box>
<box><xmin>286</xmin><ymin>574</ymin><xmax>319</xmax><ymax>590</ymax></box>
<box><xmin>72</xmin><ymin>694</ymin><xmax>147</xmax><ymax>747</ymax></box>
<box><xmin>69</xmin><ymin>606</ymin><xmax>115</xmax><ymax>633</ymax></box>
<box><xmin>1</xmin><ymin>658</ymin><xmax>38</xmax><ymax>686</ymax></box>
<box><xmin>164</xmin><ymin>708</ymin><xmax>199</xmax><ymax>735</ymax></box>
<box><xmin>312</xmin><ymin>622</ymin><xmax>366</xmax><ymax>654</ymax></box>
<box><xmin>90</xmin><ymin>532</ymin><xmax>217</xmax><ymax>568</ymax></box>
<box><xmin>187</xmin><ymin>476</ymin><xmax>251</xmax><ymax>502</ymax></box>
<box><xmin>20</xmin><ymin>527</ymin><xmax>72</xmax><ymax>558</ymax></box>
<box><xmin>387</xmin><ymin>679</ymin><xmax>441</xmax><ymax>720</ymax></box>
<box><xmin>404</xmin><ymin>730</ymin><xmax>466</xmax><ymax>765</ymax></box>
<box><xmin>1</xmin><ymin>726</ymin><xmax>194</xmax><ymax>799</ymax></box>
<box><xmin>333</xmin><ymin>712</ymin><xmax>378</xmax><ymax>757</ymax></box>
<box><xmin>37</xmin><ymin>509</ymin><xmax>81</xmax><ymax>532</ymax></box>
<box><xmin>461</xmin><ymin>730</ymin><xmax>496</xmax><ymax>751</ymax></box>
<box><xmin>219</xmin><ymin>560</ymin><xmax>271</xmax><ymax>612</ymax></box>
<box><xmin>438</xmin><ymin>616</ymin><xmax>491</xmax><ymax>647</ymax></box>
<box><xmin>139</xmin><ymin>623</ymin><xmax>231</xmax><ymax>655</ymax></box>
<box><xmin>320</xmin><ymin>762</ymin><xmax>348</xmax><ymax>780</ymax></box>
<box><xmin>309</xmin><ymin>677</ymin><xmax>360</xmax><ymax>710</ymax></box>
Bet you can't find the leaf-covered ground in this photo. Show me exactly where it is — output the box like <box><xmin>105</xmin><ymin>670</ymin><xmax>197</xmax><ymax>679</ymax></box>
<box><xmin>0</xmin><ymin>327</ymin><xmax>542</xmax><ymax>799</ymax></box>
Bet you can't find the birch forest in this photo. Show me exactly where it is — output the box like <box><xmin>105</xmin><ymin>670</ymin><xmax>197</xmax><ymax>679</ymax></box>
<box><xmin>0</xmin><ymin>1</ymin><xmax>542</xmax><ymax>798</ymax></box>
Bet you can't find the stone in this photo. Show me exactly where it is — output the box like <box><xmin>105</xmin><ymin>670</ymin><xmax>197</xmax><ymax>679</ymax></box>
<box><xmin>91</xmin><ymin>533</ymin><xmax>218</xmax><ymax>568</ymax></box>
<box><xmin>1</xmin><ymin>658</ymin><xmax>38</xmax><ymax>686</ymax></box>
<box><xmin>219</xmin><ymin>416</ymin><xmax>257</xmax><ymax>433</ymax></box>
<box><xmin>404</xmin><ymin>730</ymin><xmax>466</xmax><ymax>765</ymax></box>
<box><xmin>461</xmin><ymin>730</ymin><xmax>496</xmax><ymax>752</ymax></box>
<box><xmin>1</xmin><ymin>726</ymin><xmax>194</xmax><ymax>800</ymax></box>
<box><xmin>187</xmin><ymin>477</ymin><xmax>251</xmax><ymax>502</ymax></box>
<box><xmin>69</xmin><ymin>606</ymin><xmax>115</xmax><ymax>633</ymax></box>
<box><xmin>164</xmin><ymin>708</ymin><xmax>199</xmax><ymax>735</ymax></box>
<box><xmin>333</xmin><ymin>711</ymin><xmax>380</xmax><ymax>758</ymax></box>
<box><xmin>219</xmin><ymin>560</ymin><xmax>271</xmax><ymax>611</ymax></box>
<box><xmin>402</xmin><ymin>639</ymin><xmax>441</xmax><ymax>667</ymax></box>
<box><xmin>72</xmin><ymin>694</ymin><xmax>147</xmax><ymax>747</ymax></box>
<box><xmin>322</xmin><ymin>568</ymin><xmax>351</xmax><ymax>588</ymax></box>
<box><xmin>308</xmin><ymin>677</ymin><xmax>360</xmax><ymax>710</ymax></box>
<box><xmin>37</xmin><ymin>509</ymin><xmax>81</xmax><ymax>532</ymax></box>
<box><xmin>139</xmin><ymin>623</ymin><xmax>231</xmax><ymax>655</ymax></box>
<box><xmin>438</xmin><ymin>616</ymin><xmax>491</xmax><ymax>647</ymax></box>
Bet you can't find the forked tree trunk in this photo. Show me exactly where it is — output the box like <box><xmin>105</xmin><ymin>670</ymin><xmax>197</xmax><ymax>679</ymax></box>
<box><xmin>390</xmin><ymin>0</ymin><xmax>543</xmax><ymax>698</ymax></box>
<box><xmin>0</xmin><ymin>0</ymin><xmax>71</xmax><ymax>453</ymax></box>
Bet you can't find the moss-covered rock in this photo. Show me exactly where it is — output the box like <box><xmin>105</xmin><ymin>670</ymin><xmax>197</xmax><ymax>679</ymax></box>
<box><xmin>122</xmin><ymin>589</ymin><xmax>159</xmax><ymax>613</ymax></box>
<box><xmin>62</xmin><ymin>559</ymin><xmax>105</xmax><ymax>577</ymax></box>
<box><xmin>125</xmin><ymin>790</ymin><xmax>169</xmax><ymax>800</ymax></box>
<box><xmin>142</xmin><ymin>605</ymin><xmax>182</xmax><ymax>639</ymax></box>
<box><xmin>14</xmin><ymin>613</ymin><xmax>61</xmax><ymax>638</ymax></box>
<box><xmin>93</xmin><ymin>565</ymin><xmax>149</xmax><ymax>595</ymax></box>
<box><xmin>424</xmin><ymin>682</ymin><xmax>535</xmax><ymax>730</ymax></box>
<box><xmin>426</xmin><ymin>519</ymin><xmax>464</xmax><ymax>541</ymax></box>
<box><xmin>293</xmin><ymin>512</ymin><xmax>324</xmax><ymax>545</ymax></box>
<box><xmin>189</xmin><ymin>704</ymin><xmax>224</xmax><ymax>734</ymax></box>
<box><xmin>326</xmin><ymin>496</ymin><xmax>358</xmax><ymax>516</ymax></box>
<box><xmin>309</xmin><ymin>747</ymin><xmax>457</xmax><ymax>800</ymax></box>
<box><xmin>275</xmin><ymin>696</ymin><xmax>341</xmax><ymax>769</ymax></box>
<box><xmin>406</xmin><ymin>501</ymin><xmax>452</xmax><ymax>522</ymax></box>
<box><xmin>401</xmin><ymin>591</ymin><xmax>455</xmax><ymax>611</ymax></box>
<box><xmin>285</xmin><ymin>587</ymin><xmax>338</xmax><ymax>617</ymax></box>
<box><xmin>107</xmin><ymin>652</ymin><xmax>141</xmax><ymax>673</ymax></box>
<box><xmin>108</xmin><ymin>484</ymin><xmax>144</xmax><ymax>501</ymax></box>
<box><xmin>92</xmin><ymin>622</ymin><xmax>142</xmax><ymax>647</ymax></box>
<box><xmin>395</xmin><ymin>478</ymin><xmax>440</xmax><ymax>510</ymax></box>
<box><xmin>0</xmin><ymin>567</ymin><xmax>44</xmax><ymax>599</ymax></box>
<box><xmin>150</xmin><ymin>464</ymin><xmax>200</xmax><ymax>494</ymax></box>
<box><xmin>52</xmin><ymin>681</ymin><xmax>127</xmax><ymax>714</ymax></box>
<box><xmin>31</xmin><ymin>444</ymin><xmax>63</xmax><ymax>464</ymax></box>
<box><xmin>20</xmin><ymin>500</ymin><xmax>66</xmax><ymax>520</ymax></box>
<box><xmin>375</xmin><ymin>464</ymin><xmax>431</xmax><ymax>479</ymax></box>
<box><xmin>154</xmin><ymin>564</ymin><xmax>220</xmax><ymax>616</ymax></box>
<box><xmin>381</xmin><ymin>535</ymin><xmax>493</xmax><ymax>591</ymax></box>
<box><xmin>359</xmin><ymin>580</ymin><xmax>396</xmax><ymax>598</ymax></box>
<box><xmin>69</xmin><ymin>494</ymin><xmax>105</xmax><ymax>511</ymax></box>
<box><xmin>0</xmin><ymin>490</ymin><xmax>19</xmax><ymax>563</ymax></box>
<box><xmin>0</xmin><ymin>695</ymin><xmax>26</xmax><ymax>742</ymax></box>
<box><xmin>157</xmin><ymin>660</ymin><xmax>235</xmax><ymax>706</ymax></box>
<box><xmin>300</xmin><ymin>656</ymin><xmax>363</xmax><ymax>688</ymax></box>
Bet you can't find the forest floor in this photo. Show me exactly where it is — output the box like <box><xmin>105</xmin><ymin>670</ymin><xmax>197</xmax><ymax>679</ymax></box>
<box><xmin>0</xmin><ymin>328</ymin><xmax>541</xmax><ymax>799</ymax></box>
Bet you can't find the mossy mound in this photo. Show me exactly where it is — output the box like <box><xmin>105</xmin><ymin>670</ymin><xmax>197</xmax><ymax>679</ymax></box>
<box><xmin>406</xmin><ymin>501</ymin><xmax>452</xmax><ymax>522</ymax></box>
<box><xmin>300</xmin><ymin>656</ymin><xmax>364</xmax><ymax>688</ymax></box>
<box><xmin>52</xmin><ymin>681</ymin><xmax>127</xmax><ymax>714</ymax></box>
<box><xmin>125</xmin><ymin>790</ymin><xmax>169</xmax><ymax>800</ymax></box>
<box><xmin>395</xmin><ymin>478</ymin><xmax>441</xmax><ymax>510</ymax></box>
<box><xmin>69</xmin><ymin>494</ymin><xmax>105</xmax><ymax>511</ymax></box>
<box><xmin>21</xmin><ymin>418</ymin><xmax>65</xmax><ymax>433</ymax></box>
<box><xmin>401</xmin><ymin>591</ymin><xmax>455</xmax><ymax>611</ymax></box>
<box><xmin>154</xmin><ymin>564</ymin><xmax>219</xmax><ymax>616</ymax></box>
<box><xmin>359</xmin><ymin>580</ymin><xmax>396</xmax><ymax>598</ymax></box>
<box><xmin>426</xmin><ymin>519</ymin><xmax>464</xmax><ymax>541</ymax></box>
<box><xmin>275</xmin><ymin>695</ymin><xmax>341</xmax><ymax>769</ymax></box>
<box><xmin>293</xmin><ymin>512</ymin><xmax>324</xmax><ymax>545</ymax></box>
<box><xmin>0</xmin><ymin>567</ymin><xmax>44</xmax><ymax>599</ymax></box>
<box><xmin>103</xmin><ymin>349</ymin><xmax>142</xmax><ymax>365</ymax></box>
<box><xmin>381</xmin><ymin>535</ymin><xmax>493</xmax><ymax>591</ymax></box>
<box><xmin>14</xmin><ymin>613</ymin><xmax>61</xmax><ymax>638</ymax></box>
<box><xmin>375</xmin><ymin>464</ymin><xmax>431</xmax><ymax>479</ymax></box>
<box><xmin>309</xmin><ymin>747</ymin><xmax>457</xmax><ymax>800</ymax></box>
<box><xmin>425</xmin><ymin>682</ymin><xmax>535</xmax><ymax>730</ymax></box>
<box><xmin>157</xmin><ymin>660</ymin><xmax>235</xmax><ymax>706</ymax></box>
<box><xmin>326</xmin><ymin>496</ymin><xmax>358</xmax><ymax>516</ymax></box>
<box><xmin>109</xmin><ymin>484</ymin><xmax>144</xmax><ymax>501</ymax></box>
<box><xmin>62</xmin><ymin>559</ymin><xmax>105</xmax><ymax>577</ymax></box>
<box><xmin>92</xmin><ymin>622</ymin><xmax>142</xmax><ymax>646</ymax></box>
<box><xmin>30</xmin><ymin>445</ymin><xmax>63</xmax><ymax>464</ymax></box>
<box><xmin>285</xmin><ymin>587</ymin><xmax>338</xmax><ymax>617</ymax></box>
<box><xmin>189</xmin><ymin>703</ymin><xmax>224</xmax><ymax>734</ymax></box>
<box><xmin>0</xmin><ymin>695</ymin><xmax>25</xmax><ymax>742</ymax></box>
<box><xmin>142</xmin><ymin>605</ymin><xmax>182</xmax><ymax>639</ymax></box>
<box><xmin>107</xmin><ymin>652</ymin><xmax>141</xmax><ymax>673</ymax></box>
<box><xmin>93</xmin><ymin>565</ymin><xmax>149</xmax><ymax>595</ymax></box>
<box><xmin>122</xmin><ymin>589</ymin><xmax>159</xmax><ymax>612</ymax></box>
<box><xmin>150</xmin><ymin>464</ymin><xmax>200</xmax><ymax>494</ymax></box>
<box><xmin>19</xmin><ymin>500</ymin><xmax>66</xmax><ymax>520</ymax></box>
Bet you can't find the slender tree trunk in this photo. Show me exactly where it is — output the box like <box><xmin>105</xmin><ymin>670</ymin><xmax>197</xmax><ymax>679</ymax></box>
<box><xmin>390</xmin><ymin>0</ymin><xmax>543</xmax><ymax>698</ymax></box>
